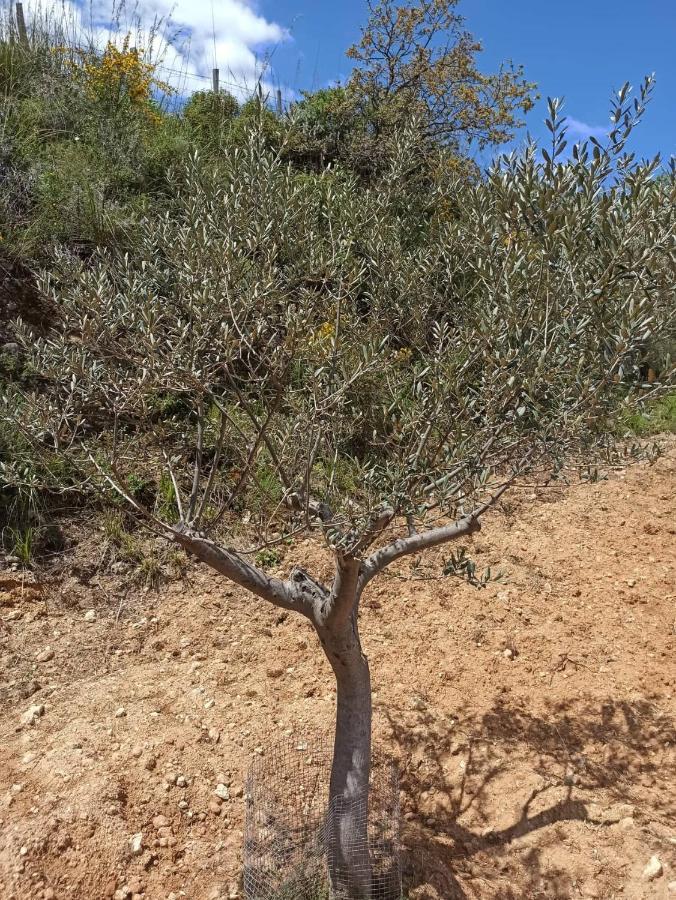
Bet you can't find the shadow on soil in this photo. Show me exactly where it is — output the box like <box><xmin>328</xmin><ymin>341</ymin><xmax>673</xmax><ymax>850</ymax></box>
<box><xmin>389</xmin><ymin>693</ymin><xmax>675</xmax><ymax>898</ymax></box>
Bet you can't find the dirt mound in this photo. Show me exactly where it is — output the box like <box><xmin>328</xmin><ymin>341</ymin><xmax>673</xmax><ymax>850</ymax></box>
<box><xmin>1</xmin><ymin>442</ymin><xmax>675</xmax><ymax>900</ymax></box>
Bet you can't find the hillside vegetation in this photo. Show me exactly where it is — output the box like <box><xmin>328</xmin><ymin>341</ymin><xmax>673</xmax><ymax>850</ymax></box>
<box><xmin>0</xmin><ymin>2</ymin><xmax>673</xmax><ymax>567</ymax></box>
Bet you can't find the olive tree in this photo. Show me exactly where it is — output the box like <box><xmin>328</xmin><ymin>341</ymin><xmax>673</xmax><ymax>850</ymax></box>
<box><xmin>5</xmin><ymin>82</ymin><xmax>675</xmax><ymax>897</ymax></box>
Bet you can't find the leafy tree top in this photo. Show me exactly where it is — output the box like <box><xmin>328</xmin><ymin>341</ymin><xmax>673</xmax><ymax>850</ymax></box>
<box><xmin>347</xmin><ymin>0</ymin><xmax>537</xmax><ymax>149</ymax></box>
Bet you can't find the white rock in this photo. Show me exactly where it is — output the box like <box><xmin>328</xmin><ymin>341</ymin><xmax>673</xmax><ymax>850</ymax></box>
<box><xmin>84</xmin><ymin>609</ymin><xmax>97</xmax><ymax>622</ymax></box>
<box><xmin>176</xmin><ymin>775</ymin><xmax>187</xmax><ymax>787</ymax></box>
<box><xmin>666</xmin><ymin>880</ymin><xmax>676</xmax><ymax>893</ymax></box>
<box><xmin>643</xmin><ymin>856</ymin><xmax>663</xmax><ymax>881</ymax></box>
<box><xmin>21</xmin><ymin>704</ymin><xmax>45</xmax><ymax>726</ymax></box>
<box><xmin>115</xmin><ymin>707</ymin><xmax>127</xmax><ymax>718</ymax></box>
<box><xmin>129</xmin><ymin>832</ymin><xmax>143</xmax><ymax>855</ymax></box>
<box><xmin>214</xmin><ymin>784</ymin><xmax>230</xmax><ymax>801</ymax></box>
<box><xmin>36</xmin><ymin>648</ymin><xmax>54</xmax><ymax>663</ymax></box>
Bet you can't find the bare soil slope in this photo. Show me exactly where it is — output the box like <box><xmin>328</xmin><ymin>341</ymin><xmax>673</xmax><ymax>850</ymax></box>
<box><xmin>1</xmin><ymin>443</ymin><xmax>675</xmax><ymax>900</ymax></box>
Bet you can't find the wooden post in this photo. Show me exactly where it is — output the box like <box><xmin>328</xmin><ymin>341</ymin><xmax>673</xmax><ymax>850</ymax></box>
<box><xmin>275</xmin><ymin>88</ymin><xmax>283</xmax><ymax>116</ymax></box>
<box><xmin>15</xmin><ymin>2</ymin><xmax>29</xmax><ymax>45</ymax></box>
<box><xmin>212</xmin><ymin>68</ymin><xmax>219</xmax><ymax>94</ymax></box>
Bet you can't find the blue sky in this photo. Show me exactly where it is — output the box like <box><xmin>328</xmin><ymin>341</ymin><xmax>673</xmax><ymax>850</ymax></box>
<box><xmin>261</xmin><ymin>0</ymin><xmax>675</xmax><ymax>165</ymax></box>
<box><xmin>45</xmin><ymin>0</ymin><xmax>673</xmax><ymax>164</ymax></box>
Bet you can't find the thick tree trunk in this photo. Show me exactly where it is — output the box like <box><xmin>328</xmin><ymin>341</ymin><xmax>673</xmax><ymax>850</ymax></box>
<box><xmin>318</xmin><ymin>612</ymin><xmax>373</xmax><ymax>900</ymax></box>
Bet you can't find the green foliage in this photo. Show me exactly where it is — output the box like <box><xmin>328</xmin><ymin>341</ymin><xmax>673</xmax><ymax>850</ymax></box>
<box><xmin>0</xmin><ymin>3</ymin><xmax>673</xmax><ymax>557</ymax></box>
<box><xmin>229</xmin><ymin>95</ymin><xmax>283</xmax><ymax>150</ymax></box>
<box><xmin>2</xmin><ymin>524</ymin><xmax>35</xmax><ymax>566</ymax></box>
<box><xmin>183</xmin><ymin>89</ymin><xmax>239</xmax><ymax>152</ymax></box>
<box><xmin>347</xmin><ymin>0</ymin><xmax>537</xmax><ymax>151</ymax></box>
<box><xmin>622</xmin><ymin>392</ymin><xmax>676</xmax><ymax>436</ymax></box>
<box><xmin>443</xmin><ymin>546</ymin><xmax>505</xmax><ymax>588</ymax></box>
<box><xmin>0</xmin><ymin>10</ymin><xmax>184</xmax><ymax>257</ymax></box>
<box><xmin>255</xmin><ymin>548</ymin><xmax>282</xmax><ymax>569</ymax></box>
<box><xmin>5</xmin><ymin>81</ymin><xmax>673</xmax><ymax>550</ymax></box>
<box><xmin>157</xmin><ymin>472</ymin><xmax>179</xmax><ymax>522</ymax></box>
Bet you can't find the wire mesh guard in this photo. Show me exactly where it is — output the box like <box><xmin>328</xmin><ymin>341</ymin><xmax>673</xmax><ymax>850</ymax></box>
<box><xmin>243</xmin><ymin>739</ymin><xmax>402</xmax><ymax>900</ymax></box>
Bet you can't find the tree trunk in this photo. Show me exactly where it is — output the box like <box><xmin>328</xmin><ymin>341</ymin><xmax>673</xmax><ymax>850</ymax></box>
<box><xmin>318</xmin><ymin>611</ymin><xmax>373</xmax><ymax>900</ymax></box>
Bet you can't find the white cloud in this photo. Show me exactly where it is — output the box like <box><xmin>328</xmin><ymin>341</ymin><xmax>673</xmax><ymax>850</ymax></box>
<box><xmin>565</xmin><ymin>117</ymin><xmax>609</xmax><ymax>140</ymax></box>
<box><xmin>22</xmin><ymin>0</ymin><xmax>290</xmax><ymax>99</ymax></box>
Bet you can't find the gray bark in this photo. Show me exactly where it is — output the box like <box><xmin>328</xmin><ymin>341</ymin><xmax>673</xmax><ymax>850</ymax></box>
<box><xmin>318</xmin><ymin>612</ymin><xmax>373</xmax><ymax>900</ymax></box>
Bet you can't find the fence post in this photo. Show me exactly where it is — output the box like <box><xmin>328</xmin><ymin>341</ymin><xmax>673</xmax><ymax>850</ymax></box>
<box><xmin>276</xmin><ymin>88</ymin><xmax>283</xmax><ymax>116</ymax></box>
<box><xmin>15</xmin><ymin>2</ymin><xmax>29</xmax><ymax>45</ymax></box>
<box><xmin>212</xmin><ymin>68</ymin><xmax>219</xmax><ymax>94</ymax></box>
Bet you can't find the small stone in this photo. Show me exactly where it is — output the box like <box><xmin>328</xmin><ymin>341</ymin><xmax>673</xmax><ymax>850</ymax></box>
<box><xmin>36</xmin><ymin>648</ymin><xmax>54</xmax><ymax>663</ymax></box>
<box><xmin>21</xmin><ymin>704</ymin><xmax>45</xmax><ymax>726</ymax></box>
<box><xmin>627</xmin><ymin>579</ymin><xmax>636</xmax><ymax>588</ymax></box>
<box><xmin>176</xmin><ymin>775</ymin><xmax>187</xmax><ymax>787</ymax></box>
<box><xmin>411</xmin><ymin>697</ymin><xmax>426</xmax><ymax>711</ymax></box>
<box><xmin>144</xmin><ymin>755</ymin><xmax>157</xmax><ymax>771</ymax></box>
<box><xmin>599</xmin><ymin>803</ymin><xmax>634</xmax><ymax>824</ymax></box>
<box><xmin>204</xmin><ymin>699</ymin><xmax>215</xmax><ymax>709</ymax></box>
<box><xmin>84</xmin><ymin>609</ymin><xmax>97</xmax><ymax>622</ymax></box>
<box><xmin>667</xmin><ymin>880</ymin><xmax>676</xmax><ymax>893</ymax></box>
<box><xmin>643</xmin><ymin>856</ymin><xmax>663</xmax><ymax>881</ymax></box>
<box><xmin>115</xmin><ymin>707</ymin><xmax>127</xmax><ymax>718</ymax></box>
<box><xmin>19</xmin><ymin>679</ymin><xmax>41</xmax><ymax>699</ymax></box>
<box><xmin>129</xmin><ymin>832</ymin><xmax>143</xmax><ymax>855</ymax></box>
<box><xmin>43</xmin><ymin>889</ymin><xmax>56</xmax><ymax>900</ymax></box>
<box><xmin>178</xmin><ymin>800</ymin><xmax>189</xmax><ymax>810</ymax></box>
<box><xmin>208</xmin><ymin>800</ymin><xmax>222</xmax><ymax>816</ymax></box>
<box><xmin>208</xmin><ymin>728</ymin><xmax>220</xmax><ymax>743</ymax></box>
<box><xmin>214</xmin><ymin>784</ymin><xmax>230</xmax><ymax>801</ymax></box>
<box><xmin>127</xmin><ymin>876</ymin><xmax>143</xmax><ymax>893</ymax></box>
<box><xmin>152</xmin><ymin>815</ymin><xmax>169</xmax><ymax>829</ymax></box>
<box><xmin>503</xmin><ymin>648</ymin><xmax>514</xmax><ymax>659</ymax></box>
<box><xmin>266</xmin><ymin>666</ymin><xmax>284</xmax><ymax>679</ymax></box>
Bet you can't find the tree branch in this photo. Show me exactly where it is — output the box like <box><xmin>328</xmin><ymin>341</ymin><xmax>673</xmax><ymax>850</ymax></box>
<box><xmin>324</xmin><ymin>554</ymin><xmax>362</xmax><ymax>628</ymax></box>
<box><xmin>170</xmin><ymin>525</ymin><xmax>315</xmax><ymax>617</ymax></box>
<box><xmin>360</xmin><ymin>480</ymin><xmax>513</xmax><ymax>587</ymax></box>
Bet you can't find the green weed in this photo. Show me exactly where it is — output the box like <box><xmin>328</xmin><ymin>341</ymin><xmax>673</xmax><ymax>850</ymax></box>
<box><xmin>622</xmin><ymin>392</ymin><xmax>676</xmax><ymax>436</ymax></box>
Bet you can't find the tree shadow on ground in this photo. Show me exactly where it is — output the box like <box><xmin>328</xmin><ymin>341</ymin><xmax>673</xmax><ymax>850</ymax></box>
<box><xmin>385</xmin><ymin>693</ymin><xmax>675</xmax><ymax>898</ymax></box>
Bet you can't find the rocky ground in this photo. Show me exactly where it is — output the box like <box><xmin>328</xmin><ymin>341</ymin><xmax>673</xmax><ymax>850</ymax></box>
<box><xmin>1</xmin><ymin>440</ymin><xmax>675</xmax><ymax>900</ymax></box>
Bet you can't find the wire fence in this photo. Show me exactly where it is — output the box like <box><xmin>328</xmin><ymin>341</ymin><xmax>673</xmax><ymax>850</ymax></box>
<box><xmin>243</xmin><ymin>738</ymin><xmax>402</xmax><ymax>900</ymax></box>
